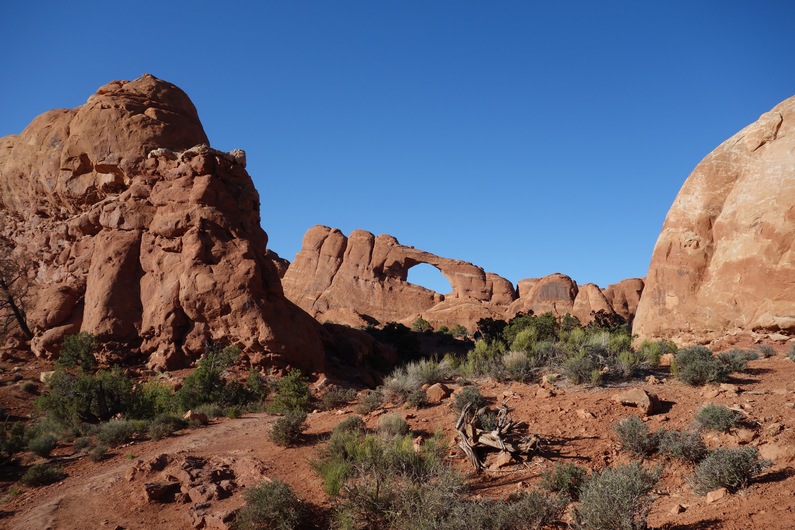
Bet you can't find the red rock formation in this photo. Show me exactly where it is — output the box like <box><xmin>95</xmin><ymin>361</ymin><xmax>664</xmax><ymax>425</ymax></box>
<box><xmin>634</xmin><ymin>95</ymin><xmax>795</xmax><ymax>345</ymax></box>
<box><xmin>0</xmin><ymin>75</ymin><xmax>325</xmax><ymax>371</ymax></box>
<box><xmin>283</xmin><ymin>228</ymin><xmax>641</xmax><ymax>330</ymax></box>
<box><xmin>603</xmin><ymin>278</ymin><xmax>645</xmax><ymax>324</ymax></box>
<box><xmin>282</xmin><ymin>225</ymin><xmax>518</xmax><ymax>330</ymax></box>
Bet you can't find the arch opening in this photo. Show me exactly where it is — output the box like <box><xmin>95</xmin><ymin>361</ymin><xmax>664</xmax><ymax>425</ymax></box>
<box><xmin>406</xmin><ymin>262</ymin><xmax>453</xmax><ymax>295</ymax></box>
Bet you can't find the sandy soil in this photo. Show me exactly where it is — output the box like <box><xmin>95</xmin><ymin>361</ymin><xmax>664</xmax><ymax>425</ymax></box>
<box><xmin>2</xmin><ymin>351</ymin><xmax>794</xmax><ymax>529</ymax></box>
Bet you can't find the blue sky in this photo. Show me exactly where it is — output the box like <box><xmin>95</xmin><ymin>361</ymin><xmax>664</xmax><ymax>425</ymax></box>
<box><xmin>3</xmin><ymin>1</ymin><xmax>794</xmax><ymax>294</ymax></box>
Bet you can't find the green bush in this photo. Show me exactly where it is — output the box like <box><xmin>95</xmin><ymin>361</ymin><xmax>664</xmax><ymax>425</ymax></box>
<box><xmin>541</xmin><ymin>462</ymin><xmax>588</xmax><ymax>500</ymax></box>
<box><xmin>73</xmin><ymin>436</ymin><xmax>92</xmax><ymax>451</ymax></box>
<box><xmin>21</xmin><ymin>463</ymin><xmax>67</xmax><ymax>487</ymax></box>
<box><xmin>378</xmin><ymin>414</ymin><xmax>409</xmax><ymax>437</ymax></box>
<box><xmin>269</xmin><ymin>411</ymin><xmax>307</xmax><ymax>447</ymax></box>
<box><xmin>406</xmin><ymin>358</ymin><xmax>451</xmax><ymax>386</ymax></box>
<box><xmin>147</xmin><ymin>414</ymin><xmax>187</xmax><ymax>441</ymax></box>
<box><xmin>451</xmin><ymin>325</ymin><xmax>468</xmax><ymax>339</ymax></box>
<box><xmin>234</xmin><ymin>479</ymin><xmax>306</xmax><ymax>530</ymax></box>
<box><xmin>27</xmin><ymin>433</ymin><xmax>57</xmax><ymax>457</ymax></box>
<box><xmin>355</xmin><ymin>390</ymin><xmax>383</xmax><ymax>415</ymax></box>
<box><xmin>561</xmin><ymin>352</ymin><xmax>601</xmax><ymax>386</ymax></box>
<box><xmin>192</xmin><ymin>403</ymin><xmax>225</xmax><ymax>419</ymax></box>
<box><xmin>175</xmin><ymin>344</ymin><xmax>240</xmax><ymax>411</ymax></box>
<box><xmin>270</xmin><ymin>369</ymin><xmax>311</xmax><ymax>414</ymax></box>
<box><xmin>574</xmin><ymin>462</ymin><xmax>659</xmax><ymax>530</ymax></box>
<box><xmin>672</xmin><ymin>346</ymin><xmax>730</xmax><ymax>386</ymax></box>
<box><xmin>696</xmin><ymin>404</ymin><xmax>738</xmax><ymax>432</ymax></box>
<box><xmin>452</xmin><ymin>385</ymin><xmax>486</xmax><ymax>412</ymax></box>
<box><xmin>693</xmin><ymin>447</ymin><xmax>770</xmax><ymax>493</ymax></box>
<box><xmin>614</xmin><ymin>416</ymin><xmax>657</xmax><ymax>457</ymax></box>
<box><xmin>501</xmin><ymin>350</ymin><xmax>534</xmax><ymax>381</ymax></box>
<box><xmin>321</xmin><ymin>387</ymin><xmax>357</xmax><ymax>411</ymax></box>
<box><xmin>757</xmin><ymin>344</ymin><xmax>776</xmax><ymax>358</ymax></box>
<box><xmin>0</xmin><ymin>422</ymin><xmax>25</xmax><ymax>462</ymax></box>
<box><xmin>656</xmin><ymin>429</ymin><xmax>708</xmax><ymax>463</ymax></box>
<box><xmin>57</xmin><ymin>332</ymin><xmax>98</xmax><ymax>371</ymax></box>
<box><xmin>129</xmin><ymin>379</ymin><xmax>174</xmax><ymax>419</ymax></box>
<box><xmin>90</xmin><ymin>444</ymin><xmax>108</xmax><ymax>462</ymax></box>
<box><xmin>96</xmin><ymin>419</ymin><xmax>147</xmax><ymax>447</ymax></box>
<box><xmin>716</xmin><ymin>349</ymin><xmax>757</xmax><ymax>372</ymax></box>
<box><xmin>410</xmin><ymin>317</ymin><xmax>432</xmax><ymax>333</ymax></box>
<box><xmin>333</xmin><ymin>416</ymin><xmax>367</xmax><ymax>436</ymax></box>
<box><xmin>406</xmin><ymin>389</ymin><xmax>428</xmax><ymax>409</ymax></box>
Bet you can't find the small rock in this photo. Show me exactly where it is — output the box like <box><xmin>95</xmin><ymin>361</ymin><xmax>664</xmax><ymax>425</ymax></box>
<box><xmin>659</xmin><ymin>353</ymin><xmax>675</xmax><ymax>367</ymax></box>
<box><xmin>720</xmin><ymin>383</ymin><xmax>740</xmax><ymax>394</ymax></box>
<box><xmin>706</xmin><ymin>487</ymin><xmax>728</xmax><ymax>504</ymax></box>
<box><xmin>489</xmin><ymin>451</ymin><xmax>514</xmax><ymax>470</ymax></box>
<box><xmin>184</xmin><ymin>410</ymin><xmax>209</xmax><ymax>425</ymax></box>
<box><xmin>703</xmin><ymin>389</ymin><xmax>721</xmax><ymax>399</ymax></box>
<box><xmin>413</xmin><ymin>435</ymin><xmax>423</xmax><ymax>453</ymax></box>
<box><xmin>576</xmin><ymin>409</ymin><xmax>595</xmax><ymax>419</ymax></box>
<box><xmin>645</xmin><ymin>375</ymin><xmax>661</xmax><ymax>385</ymax></box>
<box><xmin>612</xmin><ymin>388</ymin><xmax>660</xmax><ymax>415</ymax></box>
<box><xmin>734</xmin><ymin>428</ymin><xmax>756</xmax><ymax>444</ymax></box>
<box><xmin>426</xmin><ymin>383</ymin><xmax>451</xmax><ymax>403</ymax></box>
<box><xmin>39</xmin><ymin>371</ymin><xmax>56</xmax><ymax>384</ymax></box>
<box><xmin>536</xmin><ymin>387</ymin><xmax>555</xmax><ymax>399</ymax></box>
<box><xmin>765</xmin><ymin>423</ymin><xmax>784</xmax><ymax>437</ymax></box>
<box><xmin>670</xmin><ymin>503</ymin><xmax>686</xmax><ymax>515</ymax></box>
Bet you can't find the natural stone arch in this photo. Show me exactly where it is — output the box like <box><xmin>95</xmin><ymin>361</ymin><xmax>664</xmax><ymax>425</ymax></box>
<box><xmin>405</xmin><ymin>261</ymin><xmax>454</xmax><ymax>296</ymax></box>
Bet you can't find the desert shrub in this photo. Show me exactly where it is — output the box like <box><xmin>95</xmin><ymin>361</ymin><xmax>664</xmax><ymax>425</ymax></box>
<box><xmin>192</xmin><ymin>403</ymin><xmax>225</xmax><ymax>419</ymax></box>
<box><xmin>175</xmin><ymin>344</ymin><xmax>240</xmax><ymax>411</ymax></box>
<box><xmin>716</xmin><ymin>349</ymin><xmax>757</xmax><ymax>373</ymax></box>
<box><xmin>656</xmin><ymin>429</ymin><xmax>708</xmax><ymax>463</ymax></box>
<box><xmin>333</xmin><ymin>416</ymin><xmax>367</xmax><ymax>436</ymax></box>
<box><xmin>477</xmin><ymin>410</ymin><xmax>499</xmax><ymax>431</ymax></box>
<box><xmin>451</xmin><ymin>325</ymin><xmax>468</xmax><ymax>339</ymax></box>
<box><xmin>406</xmin><ymin>357</ymin><xmax>451</xmax><ymax>386</ymax></box>
<box><xmin>406</xmin><ymin>389</ymin><xmax>428</xmax><ymax>408</ymax></box>
<box><xmin>453</xmin><ymin>385</ymin><xmax>486</xmax><ymax>412</ymax></box>
<box><xmin>90</xmin><ymin>444</ymin><xmax>108</xmax><ymax>462</ymax></box>
<box><xmin>27</xmin><ymin>432</ymin><xmax>57</xmax><ymax>457</ymax></box>
<box><xmin>501</xmin><ymin>350</ymin><xmax>534</xmax><ymax>381</ymax></box>
<box><xmin>510</xmin><ymin>327</ymin><xmax>539</xmax><ymax>354</ymax></box>
<box><xmin>226</xmin><ymin>406</ymin><xmax>243</xmax><ymax>419</ymax></box>
<box><xmin>235</xmin><ymin>479</ymin><xmax>306</xmax><ymax>530</ymax></box>
<box><xmin>147</xmin><ymin>414</ymin><xmax>187</xmax><ymax>441</ymax></box>
<box><xmin>0</xmin><ymin>422</ymin><xmax>25</xmax><ymax>462</ymax></box>
<box><xmin>696</xmin><ymin>403</ymin><xmax>738</xmax><ymax>432</ymax></box>
<box><xmin>672</xmin><ymin>346</ymin><xmax>730</xmax><ymax>386</ymax></box>
<box><xmin>269</xmin><ymin>411</ymin><xmax>307</xmax><ymax>447</ymax></box>
<box><xmin>541</xmin><ymin>462</ymin><xmax>588</xmax><ymax>500</ymax></box>
<box><xmin>246</xmin><ymin>370</ymin><xmax>269</xmax><ymax>402</ymax></box>
<box><xmin>574</xmin><ymin>462</ymin><xmax>660</xmax><ymax>530</ymax></box>
<box><xmin>56</xmin><ymin>332</ymin><xmax>98</xmax><ymax>371</ymax></box>
<box><xmin>757</xmin><ymin>344</ymin><xmax>776</xmax><ymax>358</ymax></box>
<box><xmin>355</xmin><ymin>390</ymin><xmax>383</xmax><ymax>415</ymax></box>
<box><xmin>378</xmin><ymin>414</ymin><xmax>409</xmax><ymax>437</ymax></box>
<box><xmin>788</xmin><ymin>343</ymin><xmax>795</xmax><ymax>361</ymax></box>
<box><xmin>96</xmin><ymin>419</ymin><xmax>147</xmax><ymax>447</ymax></box>
<box><xmin>693</xmin><ymin>447</ymin><xmax>770</xmax><ymax>493</ymax></box>
<box><xmin>382</xmin><ymin>368</ymin><xmax>414</xmax><ymax>405</ymax></box>
<box><xmin>37</xmin><ymin>367</ymin><xmax>136</xmax><ymax>428</ymax></box>
<box><xmin>321</xmin><ymin>387</ymin><xmax>357</xmax><ymax>411</ymax></box>
<box><xmin>615</xmin><ymin>350</ymin><xmax>645</xmax><ymax>378</ymax></box>
<box><xmin>270</xmin><ymin>369</ymin><xmax>312</xmax><ymax>414</ymax></box>
<box><xmin>637</xmin><ymin>339</ymin><xmax>676</xmax><ymax>366</ymax></box>
<box><xmin>130</xmin><ymin>379</ymin><xmax>174</xmax><ymax>419</ymax></box>
<box><xmin>614</xmin><ymin>416</ymin><xmax>657</xmax><ymax>457</ymax></box>
<box><xmin>411</xmin><ymin>317</ymin><xmax>432</xmax><ymax>332</ymax></box>
<box><xmin>21</xmin><ymin>463</ymin><xmax>67</xmax><ymax>487</ymax></box>
<box><xmin>561</xmin><ymin>352</ymin><xmax>601</xmax><ymax>386</ymax></box>
<box><xmin>462</xmin><ymin>339</ymin><xmax>505</xmax><ymax>377</ymax></box>
<box><xmin>73</xmin><ymin>436</ymin><xmax>92</xmax><ymax>451</ymax></box>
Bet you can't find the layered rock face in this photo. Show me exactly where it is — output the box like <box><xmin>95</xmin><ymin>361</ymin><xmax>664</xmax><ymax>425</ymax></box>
<box><xmin>0</xmin><ymin>75</ymin><xmax>325</xmax><ymax>370</ymax></box>
<box><xmin>634</xmin><ymin>95</ymin><xmax>795</xmax><ymax>345</ymax></box>
<box><xmin>282</xmin><ymin>225</ymin><xmax>643</xmax><ymax>330</ymax></box>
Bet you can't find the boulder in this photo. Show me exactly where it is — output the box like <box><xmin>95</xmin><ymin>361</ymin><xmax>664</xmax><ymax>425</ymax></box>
<box><xmin>635</xmin><ymin>95</ymin><xmax>795</xmax><ymax>345</ymax></box>
<box><xmin>0</xmin><ymin>75</ymin><xmax>325</xmax><ymax>372</ymax></box>
<box><xmin>425</xmin><ymin>383</ymin><xmax>451</xmax><ymax>403</ymax></box>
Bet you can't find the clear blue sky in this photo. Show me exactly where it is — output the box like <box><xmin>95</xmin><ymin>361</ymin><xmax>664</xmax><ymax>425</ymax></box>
<box><xmin>3</xmin><ymin>1</ymin><xmax>794</xmax><ymax>294</ymax></box>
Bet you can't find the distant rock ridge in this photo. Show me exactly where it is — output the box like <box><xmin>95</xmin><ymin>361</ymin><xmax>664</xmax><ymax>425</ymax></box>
<box><xmin>634</xmin><ymin>95</ymin><xmax>795</xmax><ymax>345</ymax></box>
<box><xmin>282</xmin><ymin>225</ymin><xmax>643</xmax><ymax>330</ymax></box>
<box><xmin>0</xmin><ymin>74</ymin><xmax>325</xmax><ymax>371</ymax></box>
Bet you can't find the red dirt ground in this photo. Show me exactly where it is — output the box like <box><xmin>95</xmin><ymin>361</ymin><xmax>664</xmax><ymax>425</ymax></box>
<box><xmin>1</xmin><ymin>350</ymin><xmax>794</xmax><ymax>529</ymax></box>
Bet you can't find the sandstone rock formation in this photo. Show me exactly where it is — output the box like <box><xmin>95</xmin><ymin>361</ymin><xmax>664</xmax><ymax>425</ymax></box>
<box><xmin>282</xmin><ymin>226</ymin><xmax>642</xmax><ymax>330</ymax></box>
<box><xmin>634</xmin><ymin>95</ymin><xmax>795</xmax><ymax>345</ymax></box>
<box><xmin>281</xmin><ymin>225</ymin><xmax>517</xmax><ymax>330</ymax></box>
<box><xmin>0</xmin><ymin>75</ymin><xmax>325</xmax><ymax>370</ymax></box>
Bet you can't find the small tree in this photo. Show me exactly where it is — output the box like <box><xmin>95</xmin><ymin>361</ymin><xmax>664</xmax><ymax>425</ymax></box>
<box><xmin>175</xmin><ymin>343</ymin><xmax>240</xmax><ymax>410</ymax></box>
<box><xmin>0</xmin><ymin>241</ymin><xmax>32</xmax><ymax>340</ymax></box>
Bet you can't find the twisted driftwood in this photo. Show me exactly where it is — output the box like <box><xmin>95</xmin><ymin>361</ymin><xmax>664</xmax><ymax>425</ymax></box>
<box><xmin>455</xmin><ymin>402</ymin><xmax>539</xmax><ymax>473</ymax></box>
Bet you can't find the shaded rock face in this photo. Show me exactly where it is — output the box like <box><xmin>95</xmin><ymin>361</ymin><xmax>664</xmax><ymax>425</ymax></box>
<box><xmin>282</xmin><ymin>226</ymin><xmax>642</xmax><ymax>330</ymax></box>
<box><xmin>0</xmin><ymin>75</ymin><xmax>325</xmax><ymax>371</ymax></box>
<box><xmin>634</xmin><ymin>95</ymin><xmax>795</xmax><ymax>345</ymax></box>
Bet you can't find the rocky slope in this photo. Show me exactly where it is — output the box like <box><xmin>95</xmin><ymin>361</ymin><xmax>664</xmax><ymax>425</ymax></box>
<box><xmin>0</xmin><ymin>75</ymin><xmax>325</xmax><ymax>371</ymax></box>
<box><xmin>634</xmin><ymin>95</ymin><xmax>795</xmax><ymax>346</ymax></box>
<box><xmin>282</xmin><ymin>225</ymin><xmax>642</xmax><ymax>330</ymax></box>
